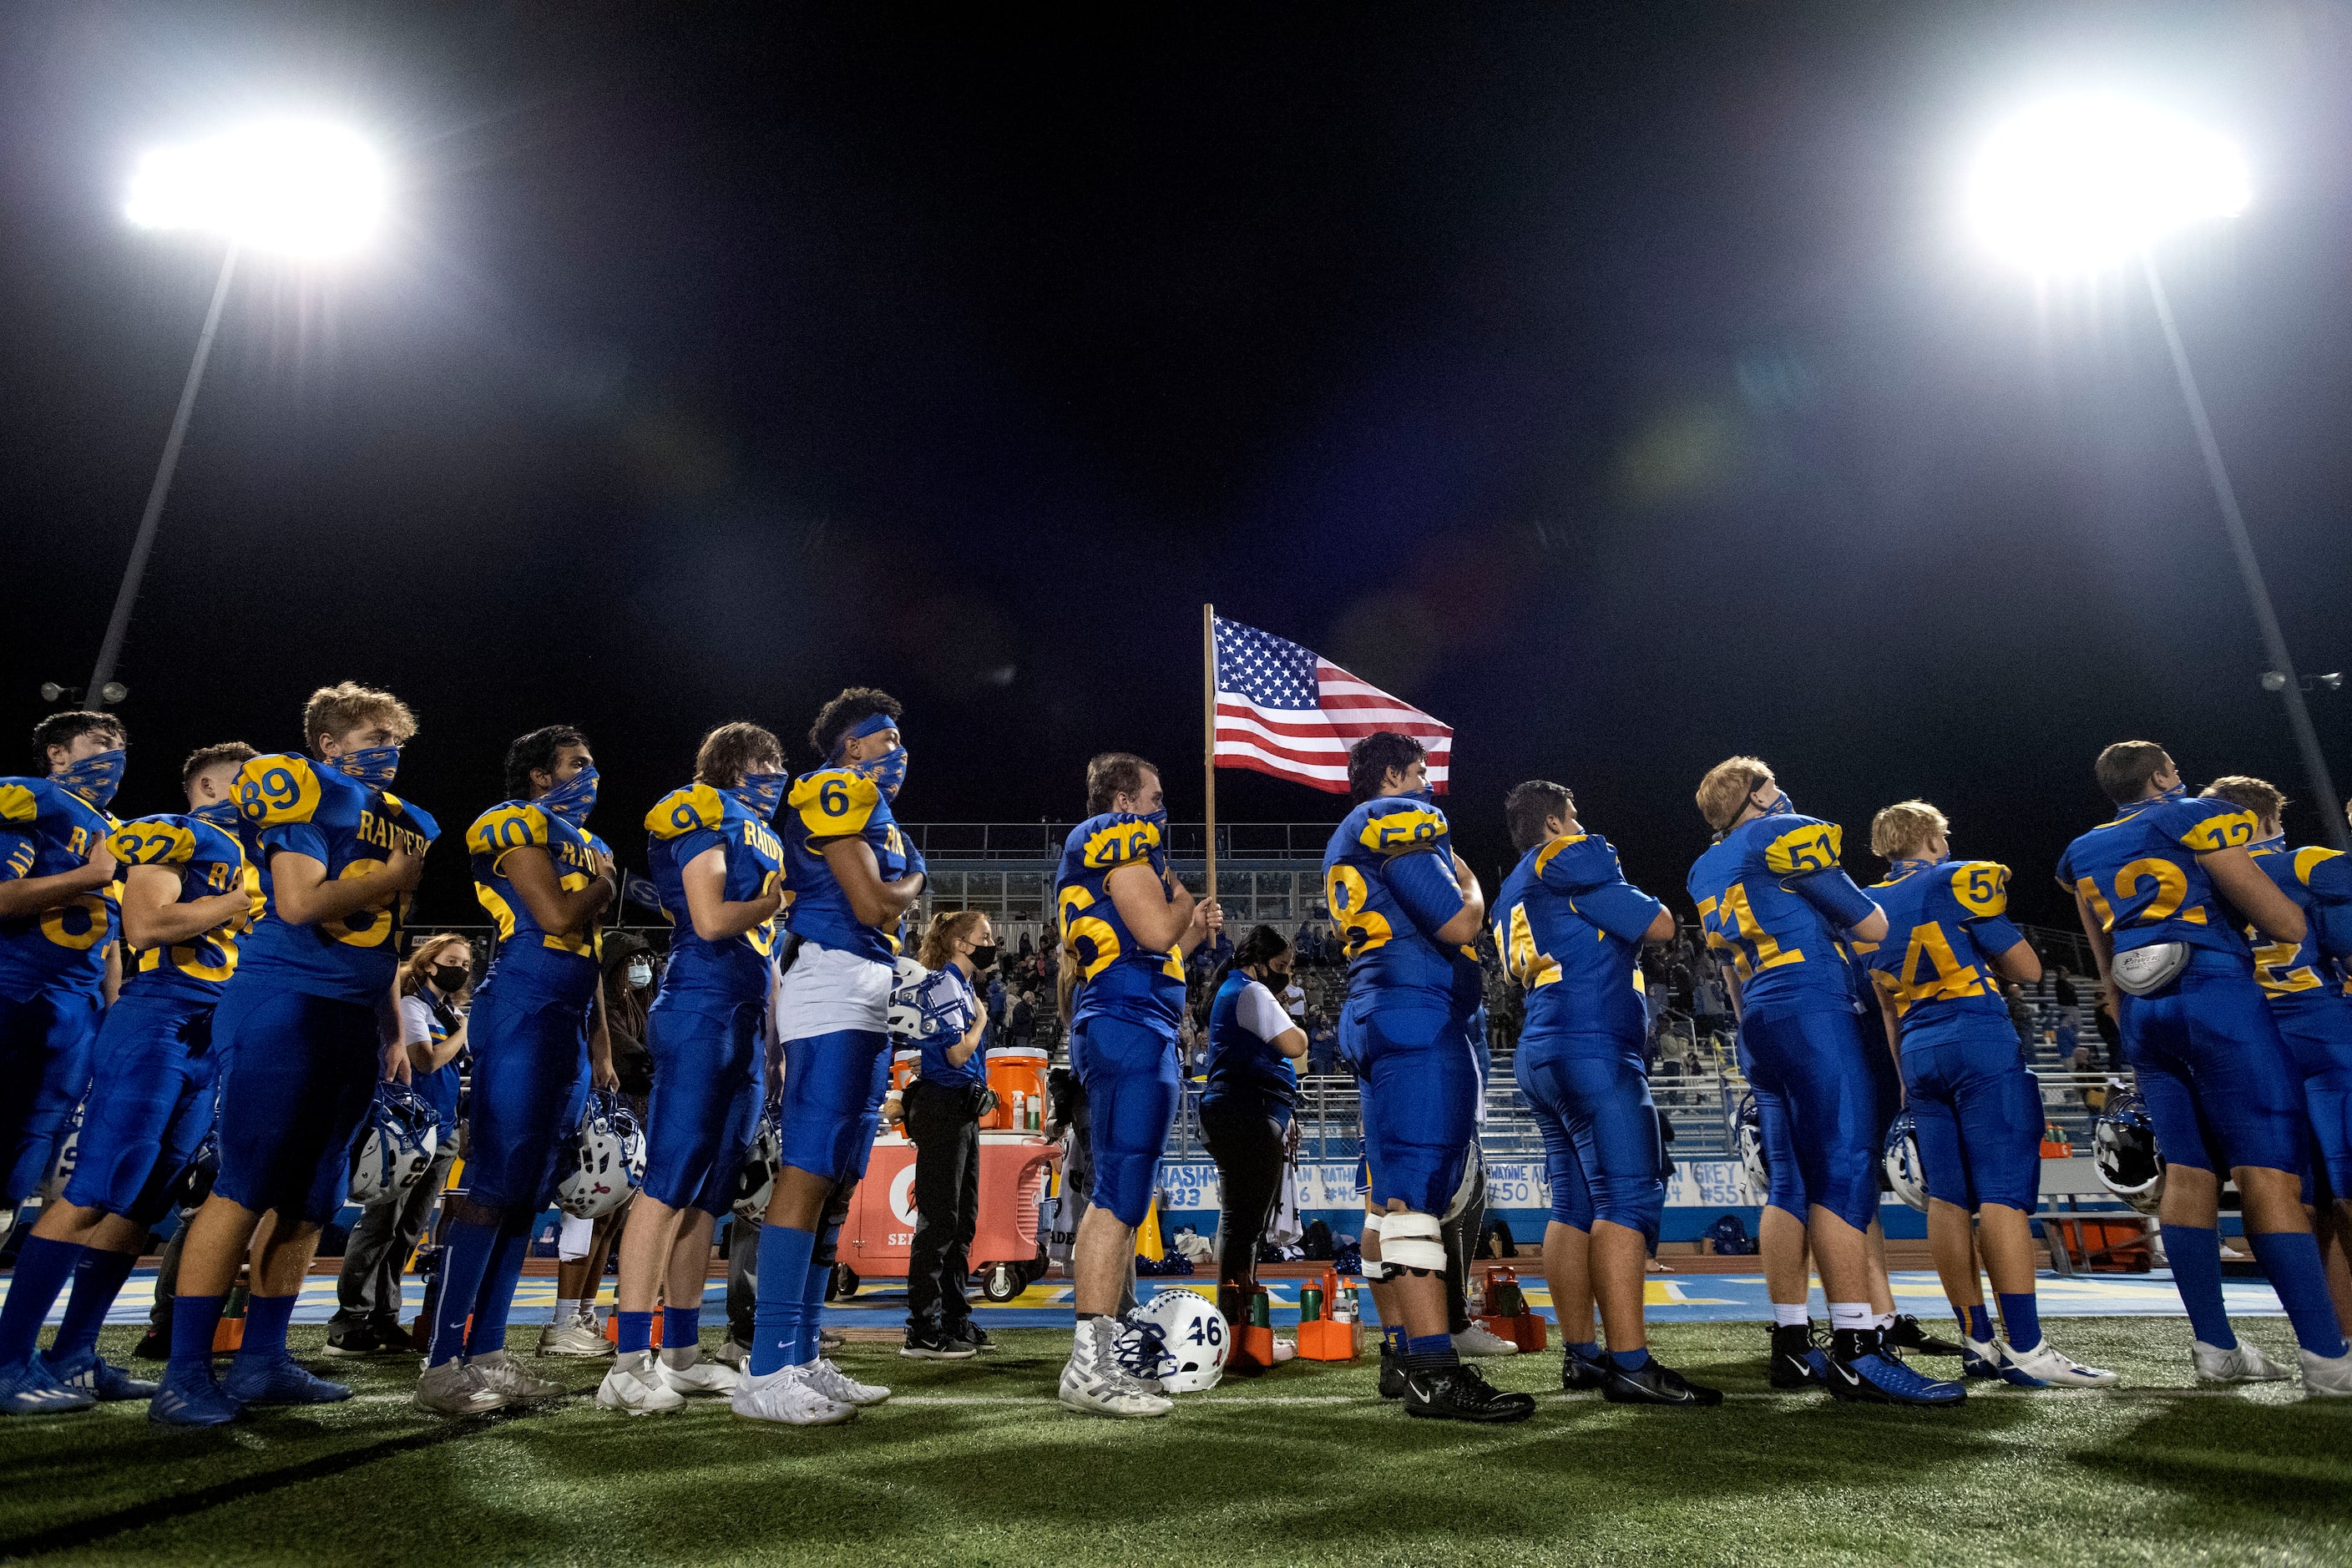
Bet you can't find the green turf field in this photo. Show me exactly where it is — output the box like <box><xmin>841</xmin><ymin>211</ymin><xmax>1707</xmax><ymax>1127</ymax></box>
<box><xmin>3</xmin><ymin>1318</ymin><xmax>2348</xmax><ymax>1566</ymax></box>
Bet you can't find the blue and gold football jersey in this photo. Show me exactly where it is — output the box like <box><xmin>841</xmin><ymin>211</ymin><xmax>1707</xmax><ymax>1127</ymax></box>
<box><xmin>1686</xmin><ymin>811</ymin><xmax>1879</xmax><ymax>1024</ymax></box>
<box><xmin>0</xmin><ymin>775</ymin><xmax>120</xmax><ymax>999</ymax></box>
<box><xmin>1860</xmin><ymin>860</ymin><xmax>2026</xmax><ymax>1050</ymax></box>
<box><xmin>2242</xmin><ymin>841</ymin><xmax>2352</xmax><ymax>1014</ymax></box>
<box><xmin>644</xmin><ymin>782</ymin><xmax>785</xmax><ymax>1003</ymax></box>
<box><xmin>1495</xmin><ymin>832</ymin><xmax>1665</xmax><ymax>1043</ymax></box>
<box><xmin>230</xmin><ymin>752</ymin><xmax>438</xmax><ymax>1006</ymax></box>
<box><xmin>106</xmin><ymin>814</ymin><xmax>262</xmax><ymax>1005</ymax></box>
<box><xmin>466</xmin><ymin>800</ymin><xmax>610</xmax><ymax>1006</ymax></box>
<box><xmin>1321</xmin><ymin>797</ymin><xmax>1465</xmax><ymax>1009</ymax></box>
<box><xmin>2054</xmin><ymin>794</ymin><xmax>2257</xmax><ymax>960</ymax></box>
<box><xmin>1056</xmin><ymin>812</ymin><xmax>1186</xmax><ymax>1031</ymax></box>
<box><xmin>781</xmin><ymin>768</ymin><xmax>906</xmax><ymax>964</ymax></box>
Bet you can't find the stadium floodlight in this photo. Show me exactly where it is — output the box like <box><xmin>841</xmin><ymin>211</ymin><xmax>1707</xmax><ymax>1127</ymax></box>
<box><xmin>83</xmin><ymin>122</ymin><xmax>388</xmax><ymax>711</ymax></box>
<box><xmin>1966</xmin><ymin>97</ymin><xmax>2248</xmax><ymax>273</ymax></box>
<box><xmin>124</xmin><ymin>121</ymin><xmax>387</xmax><ymax>255</ymax></box>
<box><xmin>1967</xmin><ymin>95</ymin><xmax>2345</xmax><ymax>850</ymax></box>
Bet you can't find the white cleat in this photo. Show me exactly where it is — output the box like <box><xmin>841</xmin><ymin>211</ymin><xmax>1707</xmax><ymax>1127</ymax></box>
<box><xmin>2300</xmin><ymin>1348</ymin><xmax>2352</xmax><ymax>1398</ymax></box>
<box><xmin>802</xmin><ymin>1358</ymin><xmax>890</xmax><ymax>1407</ymax></box>
<box><xmin>2193</xmin><ymin>1339</ymin><xmax>2291</xmax><ymax>1383</ymax></box>
<box><xmin>656</xmin><ymin>1354</ymin><xmax>743</xmax><ymax>1397</ymax></box>
<box><xmin>1453</xmin><ymin>1324</ymin><xmax>1520</xmax><ymax>1358</ymax></box>
<box><xmin>710</xmin><ymin>1338</ymin><xmax>751</xmax><ymax>1371</ymax></box>
<box><xmin>413</xmin><ymin>1359</ymin><xmax>510</xmax><ymax>1417</ymax></box>
<box><xmin>1059</xmin><ymin>1318</ymin><xmax>1172</xmax><ymax>1419</ymax></box>
<box><xmin>537</xmin><ymin>1314</ymin><xmax>614</xmax><ymax>1359</ymax></box>
<box><xmin>468</xmin><ymin>1351</ymin><xmax>563</xmax><ymax>1402</ymax></box>
<box><xmin>1271</xmin><ymin>1336</ymin><xmax>1297</xmax><ymax>1364</ymax></box>
<box><xmin>596</xmin><ymin>1357</ymin><xmax>686</xmax><ymax>1414</ymax></box>
<box><xmin>2003</xmin><ymin>1339</ymin><xmax>2119</xmax><ymax>1388</ymax></box>
<box><xmin>731</xmin><ymin>1366</ymin><xmax>857</xmax><ymax>1426</ymax></box>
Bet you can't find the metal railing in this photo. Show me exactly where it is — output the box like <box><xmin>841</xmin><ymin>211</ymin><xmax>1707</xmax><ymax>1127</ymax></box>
<box><xmin>903</xmin><ymin>822</ymin><xmax>1335</xmax><ymax>862</ymax></box>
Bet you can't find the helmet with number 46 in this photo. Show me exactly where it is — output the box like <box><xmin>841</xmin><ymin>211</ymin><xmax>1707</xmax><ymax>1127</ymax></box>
<box><xmin>1134</xmin><ymin>1287</ymin><xmax>1230</xmax><ymax>1392</ymax></box>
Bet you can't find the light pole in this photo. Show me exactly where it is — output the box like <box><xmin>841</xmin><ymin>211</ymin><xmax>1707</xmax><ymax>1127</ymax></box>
<box><xmin>75</xmin><ymin>120</ymin><xmax>387</xmax><ymax>710</ymax></box>
<box><xmin>1968</xmin><ymin>96</ymin><xmax>2347</xmax><ymax>850</ymax></box>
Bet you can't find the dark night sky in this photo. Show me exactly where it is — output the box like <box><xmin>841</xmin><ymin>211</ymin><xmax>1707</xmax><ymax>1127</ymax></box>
<box><xmin>3</xmin><ymin>2</ymin><xmax>2349</xmax><ymax>928</ymax></box>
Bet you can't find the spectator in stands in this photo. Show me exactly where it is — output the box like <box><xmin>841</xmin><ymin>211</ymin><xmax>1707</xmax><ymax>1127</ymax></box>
<box><xmin>987</xmin><ymin>972</ymin><xmax>1006</xmax><ymax>1028</ymax></box>
<box><xmin>2004</xmin><ymin>982</ymin><xmax>2036</xmax><ymax>1049</ymax></box>
<box><xmin>1009</xmin><ymin>990</ymin><xmax>1036</xmax><ymax>1050</ymax></box>
<box><xmin>2056</xmin><ymin>1018</ymin><xmax>2080</xmax><ymax>1064</ymax></box>
<box><xmin>1282</xmin><ymin>969</ymin><xmax>1307</xmax><ymax>1024</ymax></box>
<box><xmin>2052</xmin><ymin>966</ymin><xmax>2079</xmax><ymax>1011</ymax></box>
<box><xmin>1307</xmin><ymin>1014</ymin><xmax>1339</xmax><ymax>1075</ymax></box>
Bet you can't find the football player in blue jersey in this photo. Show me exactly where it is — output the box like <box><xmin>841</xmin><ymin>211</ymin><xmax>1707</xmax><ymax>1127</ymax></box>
<box><xmin>2060</xmin><ymin>741</ymin><xmax>2348</xmax><ymax>1394</ymax></box>
<box><xmin>1328</xmin><ymin>732</ymin><xmax>1533</xmax><ymax>1424</ymax></box>
<box><xmin>2200</xmin><ymin>776</ymin><xmax>2352</xmax><ymax>1354</ymax></box>
<box><xmin>1053</xmin><ymin>751</ymin><xmax>1222</xmax><ymax>1419</ymax></box>
<box><xmin>1495</xmin><ymin>779</ymin><xmax>1717</xmax><ymax>1405</ymax></box>
<box><xmin>1689</xmin><ymin>756</ymin><xmax>1961</xmax><ymax>1405</ymax></box>
<box><xmin>0</xmin><ymin>741</ymin><xmax>255</xmax><ymax>1416</ymax></box>
<box><xmin>414</xmin><ymin>725</ymin><xmax>620</xmax><ymax>1416</ymax></box>
<box><xmin>738</xmin><ymin>694</ymin><xmax>924</xmax><ymax>1427</ymax></box>
<box><xmin>1864</xmin><ymin>801</ymin><xmax>2116</xmax><ymax>1388</ymax></box>
<box><xmin>600</xmin><ymin>722</ymin><xmax>787</xmax><ymax>1416</ymax></box>
<box><xmin>151</xmin><ymin>683</ymin><xmax>438</xmax><ymax>1426</ymax></box>
<box><xmin>1</xmin><ymin>711</ymin><xmax>128</xmax><ymax>1254</ymax></box>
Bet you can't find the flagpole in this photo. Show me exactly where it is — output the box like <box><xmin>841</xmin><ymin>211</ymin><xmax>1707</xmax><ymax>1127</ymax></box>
<box><xmin>1202</xmin><ymin>603</ymin><xmax>1218</xmax><ymax>903</ymax></box>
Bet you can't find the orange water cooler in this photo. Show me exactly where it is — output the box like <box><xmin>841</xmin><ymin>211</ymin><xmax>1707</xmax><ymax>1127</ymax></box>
<box><xmin>838</xmin><ymin>1128</ymin><xmax>1060</xmax><ymax>1300</ymax></box>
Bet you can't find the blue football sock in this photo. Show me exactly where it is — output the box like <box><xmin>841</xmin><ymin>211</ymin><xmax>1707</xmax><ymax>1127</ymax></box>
<box><xmin>1403</xmin><ymin>1331</ymin><xmax>1458</xmax><ymax>1370</ymax></box>
<box><xmin>616</xmin><ymin>1311</ymin><xmax>655</xmax><ymax>1355</ymax></box>
<box><xmin>464</xmin><ymin>1219</ymin><xmax>534</xmax><ymax>1358</ymax></box>
<box><xmin>2248</xmin><ymin>1230</ymin><xmax>2349</xmax><ymax>1360</ymax></box>
<box><xmin>664</xmin><ymin>1304</ymin><xmax>702</xmax><ymax>1355</ymax></box>
<box><xmin>236</xmin><ymin>1293</ymin><xmax>296</xmax><ymax>1362</ymax></box>
<box><xmin>750</xmin><ymin>1224</ymin><xmax>816</xmax><ymax>1378</ymax></box>
<box><xmin>53</xmin><ymin>1247</ymin><xmax>139</xmax><ymax>1361</ymax></box>
<box><xmin>168</xmin><ymin>1294</ymin><xmax>228</xmax><ymax>1377</ymax></box>
<box><xmin>1965</xmin><ymin>1302</ymin><xmax>1993</xmax><ymax>1343</ymax></box>
<box><xmin>2166</xmin><ymin>1225</ymin><xmax>2235</xmax><ymax>1348</ymax></box>
<box><xmin>796</xmin><ymin>1223</ymin><xmax>835</xmax><ymax>1364</ymax></box>
<box><xmin>1995</xmin><ymin>1292</ymin><xmax>2040</xmax><ymax>1350</ymax></box>
<box><xmin>429</xmin><ymin>1218</ymin><xmax>498</xmax><ymax>1368</ymax></box>
<box><xmin>1611</xmin><ymin>1347</ymin><xmax>1651</xmax><ymax>1371</ymax></box>
<box><xmin>1569</xmin><ymin>1339</ymin><xmax>1602</xmax><ymax>1361</ymax></box>
<box><xmin>0</xmin><ymin>1234</ymin><xmax>81</xmax><ymax>1363</ymax></box>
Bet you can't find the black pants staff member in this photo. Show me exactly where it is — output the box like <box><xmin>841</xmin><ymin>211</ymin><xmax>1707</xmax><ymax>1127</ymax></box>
<box><xmin>1198</xmin><ymin>925</ymin><xmax>1310</xmax><ymax>1371</ymax></box>
<box><xmin>901</xmin><ymin>910</ymin><xmax>999</xmax><ymax>1358</ymax></box>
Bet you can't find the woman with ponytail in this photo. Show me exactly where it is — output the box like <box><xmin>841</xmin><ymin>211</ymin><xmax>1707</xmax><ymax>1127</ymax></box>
<box><xmin>1200</xmin><ymin>924</ymin><xmax>1308</xmax><ymax>1371</ymax></box>
<box><xmin>899</xmin><ymin>909</ymin><xmax>999</xmax><ymax>1359</ymax></box>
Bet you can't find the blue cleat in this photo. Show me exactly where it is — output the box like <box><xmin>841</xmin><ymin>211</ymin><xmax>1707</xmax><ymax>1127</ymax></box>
<box><xmin>149</xmin><ymin>1368</ymin><xmax>243</xmax><ymax>1427</ymax></box>
<box><xmin>44</xmin><ymin>1348</ymin><xmax>161</xmax><ymax>1402</ymax></box>
<box><xmin>1823</xmin><ymin>1332</ymin><xmax>1966</xmax><ymax>1407</ymax></box>
<box><xmin>0</xmin><ymin>1357</ymin><xmax>96</xmax><ymax>1417</ymax></box>
<box><xmin>221</xmin><ymin>1355</ymin><xmax>352</xmax><ymax>1406</ymax></box>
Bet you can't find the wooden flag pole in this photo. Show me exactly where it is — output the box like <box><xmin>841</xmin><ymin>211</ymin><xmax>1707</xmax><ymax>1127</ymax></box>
<box><xmin>1202</xmin><ymin>602</ymin><xmax>1218</xmax><ymax>903</ymax></box>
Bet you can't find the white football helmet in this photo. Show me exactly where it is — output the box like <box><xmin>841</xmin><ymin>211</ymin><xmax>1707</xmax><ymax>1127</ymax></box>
<box><xmin>733</xmin><ymin>1114</ymin><xmax>783</xmax><ymax>1223</ymax></box>
<box><xmin>887</xmin><ymin>955</ymin><xmax>932</xmax><ymax>1041</ymax></box>
<box><xmin>1882</xmin><ymin>1109</ymin><xmax>1929</xmax><ymax>1213</ymax></box>
<box><xmin>1734</xmin><ymin>1091</ymin><xmax>1768</xmax><ymax>1199</ymax></box>
<box><xmin>347</xmin><ymin>1083</ymin><xmax>440</xmax><ymax>1206</ymax></box>
<box><xmin>558</xmin><ymin>1092</ymin><xmax>647</xmax><ymax>1219</ymax></box>
<box><xmin>1135</xmin><ymin>1287</ymin><xmax>1230</xmax><ymax>1393</ymax></box>
<box><xmin>39</xmin><ymin>1101</ymin><xmax>85</xmax><ymax>1204</ymax></box>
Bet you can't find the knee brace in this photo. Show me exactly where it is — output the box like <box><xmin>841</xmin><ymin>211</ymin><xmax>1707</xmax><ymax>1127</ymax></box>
<box><xmin>1358</xmin><ymin>1212</ymin><xmax>1393</xmax><ymax>1282</ymax></box>
<box><xmin>1378</xmin><ymin>1210</ymin><xmax>1445</xmax><ymax>1276</ymax></box>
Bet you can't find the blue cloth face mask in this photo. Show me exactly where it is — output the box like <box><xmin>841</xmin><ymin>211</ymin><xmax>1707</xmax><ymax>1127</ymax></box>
<box><xmin>192</xmin><ymin>798</ymin><xmax>243</xmax><ymax>828</ymax></box>
<box><xmin>1756</xmin><ymin>790</ymin><xmax>1795</xmax><ymax>818</ymax></box>
<box><xmin>326</xmin><ymin>745</ymin><xmax>402</xmax><ymax>789</ymax></box>
<box><xmin>1889</xmin><ymin>854</ymin><xmax>1948</xmax><ymax>876</ymax></box>
<box><xmin>731</xmin><ymin>771</ymin><xmax>788</xmax><ymax>819</ymax></box>
<box><xmin>538</xmin><ymin>763</ymin><xmax>599</xmax><ymax>827</ymax></box>
<box><xmin>852</xmin><ymin>746</ymin><xmax>908</xmax><ymax>800</ymax></box>
<box><xmin>57</xmin><ymin>748</ymin><xmax>127</xmax><ymax>810</ymax></box>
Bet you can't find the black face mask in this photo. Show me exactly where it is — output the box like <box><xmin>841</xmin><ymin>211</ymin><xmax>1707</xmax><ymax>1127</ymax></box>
<box><xmin>431</xmin><ymin>965</ymin><xmax>469</xmax><ymax>994</ymax></box>
<box><xmin>967</xmin><ymin>944</ymin><xmax>1000</xmax><ymax>973</ymax></box>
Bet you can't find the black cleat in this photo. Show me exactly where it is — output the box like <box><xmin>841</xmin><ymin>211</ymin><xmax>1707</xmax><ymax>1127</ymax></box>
<box><xmin>133</xmin><ymin>1325</ymin><xmax>170</xmax><ymax>1363</ymax></box>
<box><xmin>1602</xmin><ymin>1357</ymin><xmax>1724</xmax><ymax>1407</ymax></box>
<box><xmin>1887</xmin><ymin>1314</ymin><xmax>1965</xmax><ymax>1358</ymax></box>
<box><xmin>951</xmin><ymin>1320</ymin><xmax>997</xmax><ymax>1354</ymax></box>
<box><xmin>1768</xmin><ymin>1323</ymin><xmax>1823</xmax><ymax>1390</ymax></box>
<box><xmin>1561</xmin><ymin>1349</ymin><xmax>1608</xmax><ymax>1392</ymax></box>
<box><xmin>1823</xmin><ymin>1328</ymin><xmax>1965</xmax><ymax>1407</ymax></box>
<box><xmin>1404</xmin><ymin>1361</ymin><xmax>1537</xmax><ymax>1424</ymax></box>
<box><xmin>1378</xmin><ymin>1341</ymin><xmax>1406</xmax><ymax>1400</ymax></box>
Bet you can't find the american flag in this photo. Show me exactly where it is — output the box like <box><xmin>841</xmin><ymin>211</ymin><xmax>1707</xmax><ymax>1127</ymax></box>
<box><xmin>1211</xmin><ymin>615</ymin><xmax>1453</xmax><ymax>795</ymax></box>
